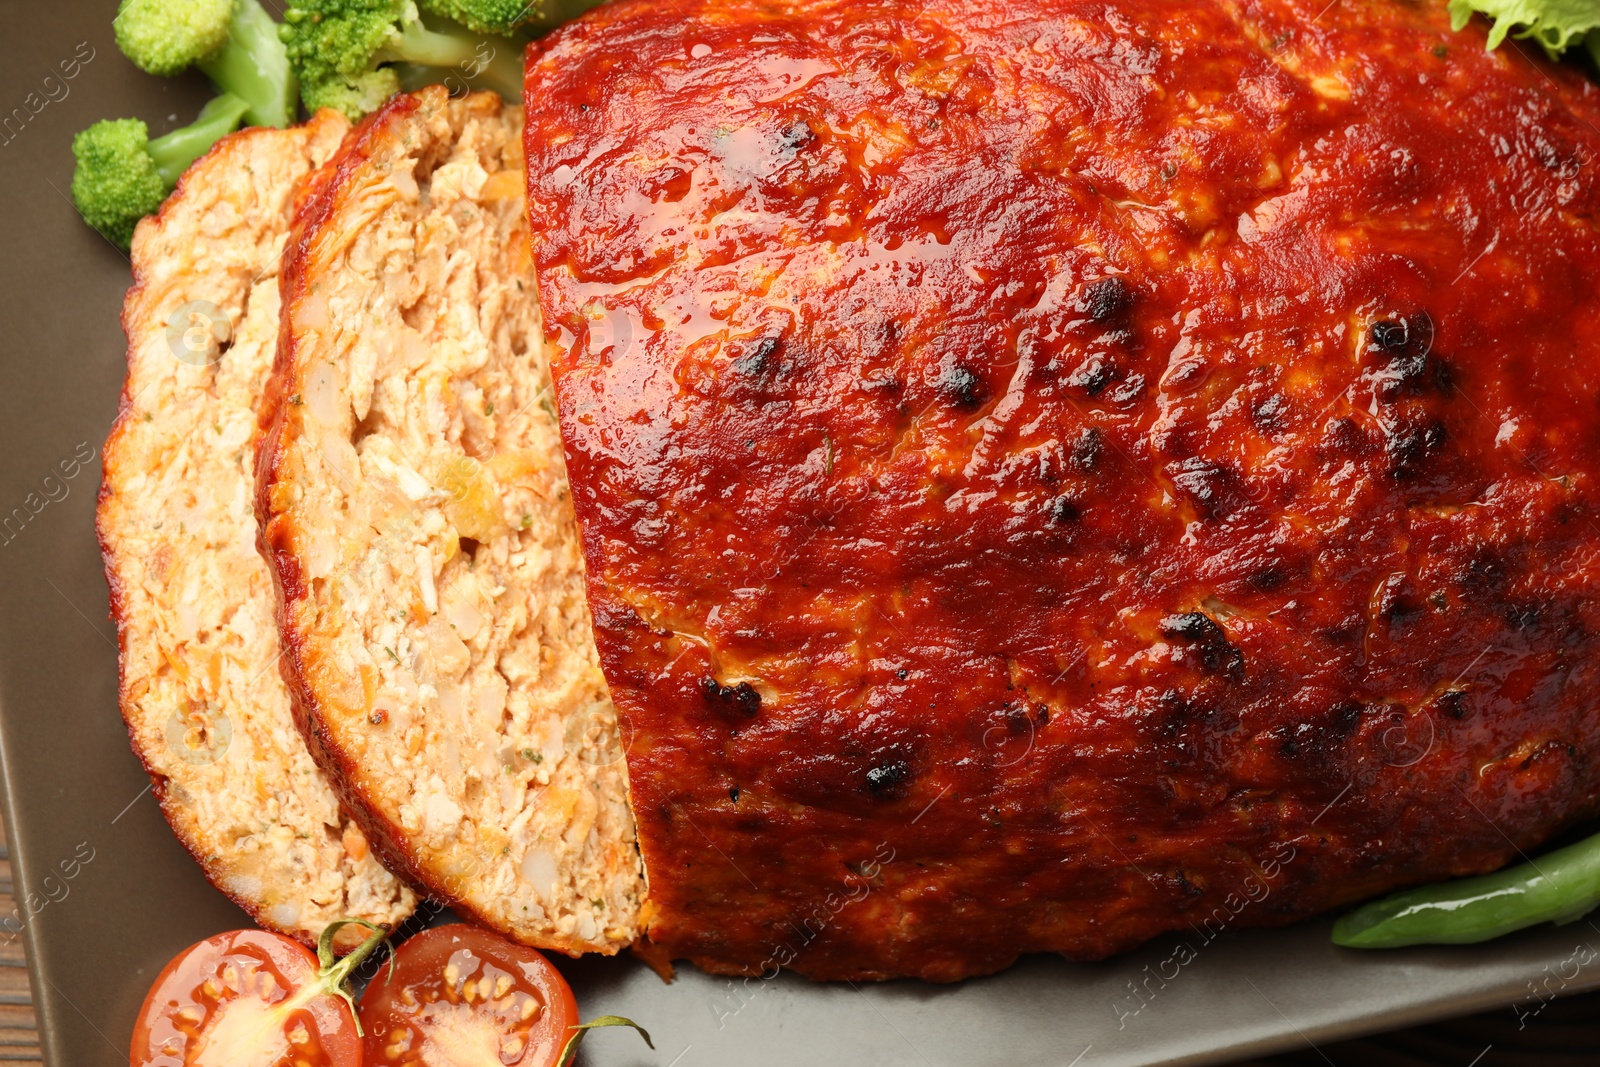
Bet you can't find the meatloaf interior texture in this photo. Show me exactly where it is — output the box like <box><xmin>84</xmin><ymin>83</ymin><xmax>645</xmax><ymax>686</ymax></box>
<box><xmin>98</xmin><ymin>112</ymin><xmax>417</xmax><ymax>948</ymax></box>
<box><xmin>259</xmin><ymin>88</ymin><xmax>643</xmax><ymax>955</ymax></box>
<box><xmin>525</xmin><ymin>0</ymin><xmax>1600</xmax><ymax>979</ymax></box>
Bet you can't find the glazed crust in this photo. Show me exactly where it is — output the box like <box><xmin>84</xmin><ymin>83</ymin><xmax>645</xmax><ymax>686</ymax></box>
<box><xmin>526</xmin><ymin>0</ymin><xmax>1600</xmax><ymax>979</ymax></box>
<box><xmin>98</xmin><ymin>113</ymin><xmax>417</xmax><ymax>949</ymax></box>
<box><xmin>259</xmin><ymin>88</ymin><xmax>643</xmax><ymax>955</ymax></box>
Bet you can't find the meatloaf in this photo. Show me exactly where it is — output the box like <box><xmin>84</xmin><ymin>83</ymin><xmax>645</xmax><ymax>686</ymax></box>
<box><xmin>98</xmin><ymin>112</ymin><xmax>416</xmax><ymax>947</ymax></box>
<box><xmin>258</xmin><ymin>88</ymin><xmax>644</xmax><ymax>955</ymax></box>
<box><xmin>525</xmin><ymin>0</ymin><xmax>1600</xmax><ymax>979</ymax></box>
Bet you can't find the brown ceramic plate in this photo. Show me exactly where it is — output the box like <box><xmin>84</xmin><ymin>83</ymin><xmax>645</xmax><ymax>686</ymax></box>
<box><xmin>2</xmin><ymin>4</ymin><xmax>1598</xmax><ymax>1065</ymax></box>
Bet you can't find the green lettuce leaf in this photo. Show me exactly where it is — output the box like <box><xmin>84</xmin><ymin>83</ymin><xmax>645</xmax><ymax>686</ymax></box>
<box><xmin>1447</xmin><ymin>0</ymin><xmax>1600</xmax><ymax>57</ymax></box>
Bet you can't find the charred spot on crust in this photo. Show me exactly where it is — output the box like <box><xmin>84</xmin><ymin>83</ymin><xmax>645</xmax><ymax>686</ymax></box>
<box><xmin>729</xmin><ymin>785</ymin><xmax>741</xmax><ymax>802</ymax></box>
<box><xmin>1320</xmin><ymin>415</ymin><xmax>1370</xmax><ymax>458</ymax></box>
<box><xmin>865</xmin><ymin>759</ymin><xmax>911</xmax><ymax>796</ymax></box>
<box><xmin>1072</xmin><ymin>427</ymin><xmax>1104</xmax><ymax>472</ymax></box>
<box><xmin>1376</xmin><ymin>573</ymin><xmax>1421</xmax><ymax>628</ymax></box>
<box><xmin>780</xmin><ymin>119</ymin><xmax>817</xmax><ymax>151</ymax></box>
<box><xmin>938</xmin><ymin>362</ymin><xmax>985</xmax><ymax>408</ymax></box>
<box><xmin>1431</xmin><ymin>359</ymin><xmax>1455</xmax><ymax>393</ymax></box>
<box><xmin>592</xmin><ymin>599</ymin><xmax>647</xmax><ymax>633</ymax></box>
<box><xmin>990</xmin><ymin>700</ymin><xmax>1037</xmax><ymax>736</ymax></box>
<box><xmin>1080</xmin><ymin>276</ymin><xmax>1136</xmax><ymax>322</ymax></box>
<box><xmin>1368</xmin><ymin>311</ymin><xmax>1433</xmax><ymax>359</ymax></box>
<box><xmin>1322</xmin><ymin>613</ymin><xmax>1365</xmax><ymax>646</ymax></box>
<box><xmin>1153</xmin><ymin>688</ymin><xmax>1199</xmax><ymax>739</ymax></box>
<box><xmin>1252</xmin><ymin>393</ymin><xmax>1288</xmax><ymax>434</ymax></box>
<box><xmin>1248</xmin><ymin>563</ymin><xmax>1287</xmax><ymax>592</ymax></box>
<box><xmin>1169</xmin><ymin>458</ymin><xmax>1249</xmax><ymax>520</ymax></box>
<box><xmin>1518</xmin><ymin>737</ymin><xmax>1572</xmax><ymax>771</ymax></box>
<box><xmin>1069</xmin><ymin>359</ymin><xmax>1116</xmax><ymax>397</ymax></box>
<box><xmin>1368</xmin><ymin>311</ymin><xmax>1446</xmax><ymax>401</ymax></box>
<box><xmin>1505</xmin><ymin>603</ymin><xmax>1542</xmax><ymax>631</ymax></box>
<box><xmin>1171</xmin><ymin>869</ymin><xmax>1206</xmax><ymax>898</ymax></box>
<box><xmin>1147</xmin><ymin>689</ymin><xmax>1233</xmax><ymax>774</ymax></box>
<box><xmin>1330</xmin><ymin>700</ymin><xmax>1365</xmax><ymax>736</ymax></box>
<box><xmin>702</xmin><ymin>678</ymin><xmax>762</xmax><ymax>716</ymax></box>
<box><xmin>1386</xmin><ymin>419</ymin><xmax>1448</xmax><ymax>479</ymax></box>
<box><xmin>1047</xmin><ymin>494</ymin><xmax>1081</xmax><ymax>524</ymax></box>
<box><xmin>733</xmin><ymin>336</ymin><xmax>783</xmax><ymax>377</ymax></box>
<box><xmin>1464</xmin><ymin>548</ymin><xmax>1507</xmax><ymax>590</ymax></box>
<box><xmin>1160</xmin><ymin>611</ymin><xmax>1245</xmax><ymax>680</ymax></box>
<box><xmin>1275</xmin><ymin>699</ymin><xmax>1363</xmax><ymax>764</ymax></box>
<box><xmin>1433</xmin><ymin>689</ymin><xmax>1469</xmax><ymax>720</ymax></box>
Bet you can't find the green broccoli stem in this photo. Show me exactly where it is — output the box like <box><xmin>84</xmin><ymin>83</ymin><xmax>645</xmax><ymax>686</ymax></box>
<box><xmin>147</xmin><ymin>94</ymin><xmax>251</xmax><ymax>186</ymax></box>
<box><xmin>197</xmin><ymin>0</ymin><xmax>298</xmax><ymax>127</ymax></box>
<box><xmin>379</xmin><ymin>20</ymin><xmax>523</xmax><ymax>101</ymax></box>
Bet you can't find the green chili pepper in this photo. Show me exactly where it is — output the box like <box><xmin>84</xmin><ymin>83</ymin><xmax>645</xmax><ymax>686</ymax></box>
<box><xmin>1332</xmin><ymin>831</ymin><xmax>1600</xmax><ymax>948</ymax></box>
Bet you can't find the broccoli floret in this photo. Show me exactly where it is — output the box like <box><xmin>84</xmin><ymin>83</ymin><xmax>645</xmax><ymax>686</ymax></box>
<box><xmin>305</xmin><ymin>67</ymin><xmax>403</xmax><ymax>117</ymax></box>
<box><xmin>113</xmin><ymin>0</ymin><xmax>233</xmax><ymax>74</ymax></box>
<box><xmin>70</xmin><ymin>95</ymin><xmax>250</xmax><ymax>250</ymax></box>
<box><xmin>114</xmin><ymin>0</ymin><xmax>297</xmax><ymax>128</ymax></box>
<box><xmin>416</xmin><ymin>0</ymin><xmax>532</xmax><ymax>35</ymax></box>
<box><xmin>415</xmin><ymin>0</ymin><xmax>604</xmax><ymax>36</ymax></box>
<box><xmin>281</xmin><ymin>0</ymin><xmax>523</xmax><ymax>119</ymax></box>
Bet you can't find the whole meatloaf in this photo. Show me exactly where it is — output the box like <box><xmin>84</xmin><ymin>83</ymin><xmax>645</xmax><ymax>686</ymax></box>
<box><xmin>525</xmin><ymin>0</ymin><xmax>1600</xmax><ymax>979</ymax></box>
<box><xmin>99</xmin><ymin>113</ymin><xmax>416</xmax><ymax>947</ymax></box>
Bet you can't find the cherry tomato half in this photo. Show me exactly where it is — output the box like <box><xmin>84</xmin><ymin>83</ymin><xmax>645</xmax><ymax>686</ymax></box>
<box><xmin>359</xmin><ymin>925</ymin><xmax>581</xmax><ymax>1067</ymax></box>
<box><xmin>130</xmin><ymin>929</ymin><xmax>360</xmax><ymax>1067</ymax></box>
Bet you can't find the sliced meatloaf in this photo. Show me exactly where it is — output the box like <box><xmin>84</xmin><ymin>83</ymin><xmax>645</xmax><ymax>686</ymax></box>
<box><xmin>257</xmin><ymin>88</ymin><xmax>643</xmax><ymax>955</ymax></box>
<box><xmin>98</xmin><ymin>111</ymin><xmax>417</xmax><ymax>947</ymax></box>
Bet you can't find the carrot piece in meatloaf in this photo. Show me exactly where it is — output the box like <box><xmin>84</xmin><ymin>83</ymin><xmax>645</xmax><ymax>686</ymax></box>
<box><xmin>99</xmin><ymin>111</ymin><xmax>417</xmax><ymax>948</ymax></box>
<box><xmin>258</xmin><ymin>88</ymin><xmax>643</xmax><ymax>955</ymax></box>
<box><xmin>525</xmin><ymin>0</ymin><xmax>1600</xmax><ymax>979</ymax></box>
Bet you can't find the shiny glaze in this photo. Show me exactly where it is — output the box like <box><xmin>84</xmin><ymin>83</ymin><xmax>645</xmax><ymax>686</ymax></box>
<box><xmin>525</xmin><ymin>0</ymin><xmax>1600</xmax><ymax>979</ymax></box>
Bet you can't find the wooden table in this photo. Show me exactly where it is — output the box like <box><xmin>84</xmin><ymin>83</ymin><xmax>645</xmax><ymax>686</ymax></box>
<box><xmin>0</xmin><ymin>819</ymin><xmax>39</xmax><ymax>1063</ymax></box>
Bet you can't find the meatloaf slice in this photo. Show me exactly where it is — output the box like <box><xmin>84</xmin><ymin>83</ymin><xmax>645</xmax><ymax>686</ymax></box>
<box><xmin>526</xmin><ymin>0</ymin><xmax>1600</xmax><ymax>979</ymax></box>
<box><xmin>258</xmin><ymin>88</ymin><xmax>643</xmax><ymax>955</ymax></box>
<box><xmin>99</xmin><ymin>111</ymin><xmax>417</xmax><ymax>947</ymax></box>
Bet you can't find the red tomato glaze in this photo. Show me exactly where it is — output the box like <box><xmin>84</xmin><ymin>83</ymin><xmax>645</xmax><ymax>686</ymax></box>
<box><xmin>525</xmin><ymin>0</ymin><xmax>1600</xmax><ymax>979</ymax></box>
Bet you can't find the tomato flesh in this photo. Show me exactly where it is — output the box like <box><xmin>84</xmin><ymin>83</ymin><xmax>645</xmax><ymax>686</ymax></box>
<box><xmin>360</xmin><ymin>925</ymin><xmax>580</xmax><ymax>1067</ymax></box>
<box><xmin>130</xmin><ymin>929</ymin><xmax>359</xmax><ymax>1067</ymax></box>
